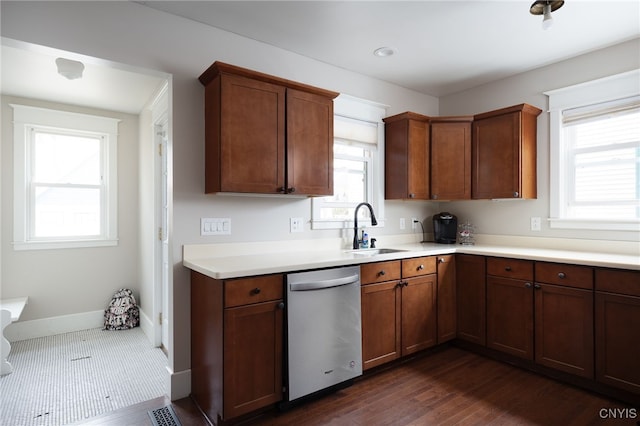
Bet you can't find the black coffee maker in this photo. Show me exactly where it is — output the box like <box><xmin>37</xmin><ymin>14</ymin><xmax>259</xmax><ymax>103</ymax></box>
<box><xmin>433</xmin><ymin>212</ymin><xmax>457</xmax><ymax>244</ymax></box>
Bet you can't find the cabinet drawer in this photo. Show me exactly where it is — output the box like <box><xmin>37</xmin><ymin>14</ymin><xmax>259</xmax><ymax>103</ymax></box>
<box><xmin>224</xmin><ymin>274</ymin><xmax>283</xmax><ymax>308</ymax></box>
<box><xmin>487</xmin><ymin>257</ymin><xmax>533</xmax><ymax>281</ymax></box>
<box><xmin>535</xmin><ymin>262</ymin><xmax>593</xmax><ymax>290</ymax></box>
<box><xmin>361</xmin><ymin>261</ymin><xmax>401</xmax><ymax>284</ymax></box>
<box><xmin>402</xmin><ymin>256</ymin><xmax>437</xmax><ymax>278</ymax></box>
<box><xmin>596</xmin><ymin>268</ymin><xmax>640</xmax><ymax>297</ymax></box>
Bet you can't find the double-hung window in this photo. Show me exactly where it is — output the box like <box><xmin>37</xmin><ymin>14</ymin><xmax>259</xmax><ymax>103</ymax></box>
<box><xmin>312</xmin><ymin>95</ymin><xmax>387</xmax><ymax>229</ymax></box>
<box><xmin>546</xmin><ymin>70</ymin><xmax>640</xmax><ymax>231</ymax></box>
<box><xmin>12</xmin><ymin>104</ymin><xmax>119</xmax><ymax>250</ymax></box>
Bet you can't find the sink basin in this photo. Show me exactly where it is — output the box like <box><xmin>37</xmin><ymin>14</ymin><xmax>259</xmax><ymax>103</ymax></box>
<box><xmin>345</xmin><ymin>248</ymin><xmax>408</xmax><ymax>257</ymax></box>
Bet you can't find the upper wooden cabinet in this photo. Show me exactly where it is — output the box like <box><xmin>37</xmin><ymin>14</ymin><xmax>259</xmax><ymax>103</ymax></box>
<box><xmin>199</xmin><ymin>62</ymin><xmax>338</xmax><ymax>196</ymax></box>
<box><xmin>430</xmin><ymin>116</ymin><xmax>473</xmax><ymax>200</ymax></box>
<box><xmin>472</xmin><ymin>103</ymin><xmax>542</xmax><ymax>199</ymax></box>
<box><xmin>383</xmin><ymin>112</ymin><xmax>430</xmax><ymax>200</ymax></box>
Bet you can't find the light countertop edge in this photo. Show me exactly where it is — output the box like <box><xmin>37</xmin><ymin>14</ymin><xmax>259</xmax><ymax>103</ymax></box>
<box><xmin>183</xmin><ymin>242</ymin><xmax>639</xmax><ymax>280</ymax></box>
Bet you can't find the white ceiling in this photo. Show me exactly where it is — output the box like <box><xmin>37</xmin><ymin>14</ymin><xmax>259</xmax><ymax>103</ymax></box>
<box><xmin>139</xmin><ymin>0</ymin><xmax>640</xmax><ymax>97</ymax></box>
<box><xmin>1</xmin><ymin>39</ymin><xmax>167</xmax><ymax>115</ymax></box>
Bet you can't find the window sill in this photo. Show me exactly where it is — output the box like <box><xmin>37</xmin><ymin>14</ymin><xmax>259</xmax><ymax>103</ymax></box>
<box><xmin>13</xmin><ymin>239</ymin><xmax>118</xmax><ymax>251</ymax></box>
<box><xmin>311</xmin><ymin>219</ymin><xmax>385</xmax><ymax>230</ymax></box>
<box><xmin>548</xmin><ymin>218</ymin><xmax>640</xmax><ymax>232</ymax></box>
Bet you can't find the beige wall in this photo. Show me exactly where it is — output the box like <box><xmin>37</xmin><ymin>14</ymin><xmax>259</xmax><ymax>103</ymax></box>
<box><xmin>1</xmin><ymin>96</ymin><xmax>141</xmax><ymax>320</ymax></box>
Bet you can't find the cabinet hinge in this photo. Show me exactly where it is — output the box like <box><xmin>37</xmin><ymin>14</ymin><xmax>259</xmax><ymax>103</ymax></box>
<box><xmin>158</xmin><ymin>227</ymin><xmax>163</xmax><ymax>241</ymax></box>
<box><xmin>158</xmin><ymin>143</ymin><xmax>163</xmax><ymax>156</ymax></box>
<box><xmin>159</xmin><ymin>312</ymin><xmax>163</xmax><ymax>325</ymax></box>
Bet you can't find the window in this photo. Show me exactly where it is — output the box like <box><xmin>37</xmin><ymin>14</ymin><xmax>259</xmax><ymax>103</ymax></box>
<box><xmin>12</xmin><ymin>104</ymin><xmax>119</xmax><ymax>250</ymax></box>
<box><xmin>312</xmin><ymin>95</ymin><xmax>387</xmax><ymax>229</ymax></box>
<box><xmin>546</xmin><ymin>70</ymin><xmax>640</xmax><ymax>231</ymax></box>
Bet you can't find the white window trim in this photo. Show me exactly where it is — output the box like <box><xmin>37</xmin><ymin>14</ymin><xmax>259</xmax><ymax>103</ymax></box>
<box><xmin>311</xmin><ymin>94</ymin><xmax>388</xmax><ymax>230</ymax></box>
<box><xmin>11</xmin><ymin>104</ymin><xmax>120</xmax><ymax>250</ymax></box>
<box><xmin>544</xmin><ymin>69</ymin><xmax>640</xmax><ymax>232</ymax></box>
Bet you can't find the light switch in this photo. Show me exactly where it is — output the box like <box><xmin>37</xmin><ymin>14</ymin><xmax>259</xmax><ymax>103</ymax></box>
<box><xmin>201</xmin><ymin>218</ymin><xmax>231</xmax><ymax>235</ymax></box>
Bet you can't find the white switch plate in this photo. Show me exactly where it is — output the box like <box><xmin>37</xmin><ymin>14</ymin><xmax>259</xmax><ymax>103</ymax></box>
<box><xmin>201</xmin><ymin>218</ymin><xmax>231</xmax><ymax>235</ymax></box>
<box><xmin>411</xmin><ymin>217</ymin><xmax>418</xmax><ymax>230</ymax></box>
<box><xmin>400</xmin><ymin>218</ymin><xmax>406</xmax><ymax>230</ymax></box>
<box><xmin>290</xmin><ymin>217</ymin><xmax>303</xmax><ymax>233</ymax></box>
<box><xmin>530</xmin><ymin>217</ymin><xmax>541</xmax><ymax>231</ymax></box>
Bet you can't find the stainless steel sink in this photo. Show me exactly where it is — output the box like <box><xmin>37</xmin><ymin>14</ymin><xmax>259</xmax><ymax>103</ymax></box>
<box><xmin>344</xmin><ymin>248</ymin><xmax>408</xmax><ymax>257</ymax></box>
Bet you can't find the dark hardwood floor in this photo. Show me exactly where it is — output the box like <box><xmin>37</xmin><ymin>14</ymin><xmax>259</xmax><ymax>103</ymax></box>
<box><xmin>76</xmin><ymin>347</ymin><xmax>638</xmax><ymax>426</ymax></box>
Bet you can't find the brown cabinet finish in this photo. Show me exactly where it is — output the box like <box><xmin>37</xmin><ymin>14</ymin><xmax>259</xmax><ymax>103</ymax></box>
<box><xmin>472</xmin><ymin>103</ymin><xmax>542</xmax><ymax>199</ymax></box>
<box><xmin>430</xmin><ymin>117</ymin><xmax>473</xmax><ymax>200</ymax></box>
<box><xmin>535</xmin><ymin>262</ymin><xmax>594</xmax><ymax>290</ymax></box>
<box><xmin>595</xmin><ymin>268</ymin><xmax>640</xmax><ymax>394</ymax></box>
<box><xmin>456</xmin><ymin>254</ymin><xmax>486</xmax><ymax>345</ymax></box>
<box><xmin>436</xmin><ymin>255</ymin><xmax>456</xmax><ymax>343</ymax></box>
<box><xmin>200</xmin><ymin>61</ymin><xmax>338</xmax><ymax>196</ymax></box>
<box><xmin>383</xmin><ymin>112</ymin><xmax>430</xmax><ymax>200</ymax></box>
<box><xmin>402</xmin><ymin>274</ymin><xmax>437</xmax><ymax>355</ymax></box>
<box><xmin>361</xmin><ymin>280</ymin><xmax>401</xmax><ymax>370</ymax></box>
<box><xmin>360</xmin><ymin>260</ymin><xmax>401</xmax><ymax>284</ymax></box>
<box><xmin>402</xmin><ymin>256</ymin><xmax>437</xmax><ymax>278</ymax></box>
<box><xmin>191</xmin><ymin>271</ymin><xmax>284</xmax><ymax>423</ymax></box>
<box><xmin>534</xmin><ymin>283</ymin><xmax>594</xmax><ymax>378</ymax></box>
<box><xmin>486</xmin><ymin>275</ymin><xmax>534</xmax><ymax>360</ymax></box>
<box><xmin>487</xmin><ymin>257</ymin><xmax>534</xmax><ymax>281</ymax></box>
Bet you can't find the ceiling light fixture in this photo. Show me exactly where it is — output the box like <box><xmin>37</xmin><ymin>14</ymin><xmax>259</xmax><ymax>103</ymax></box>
<box><xmin>530</xmin><ymin>0</ymin><xmax>564</xmax><ymax>30</ymax></box>
<box><xmin>373</xmin><ymin>47</ymin><xmax>396</xmax><ymax>58</ymax></box>
<box><xmin>55</xmin><ymin>57</ymin><xmax>85</xmax><ymax>80</ymax></box>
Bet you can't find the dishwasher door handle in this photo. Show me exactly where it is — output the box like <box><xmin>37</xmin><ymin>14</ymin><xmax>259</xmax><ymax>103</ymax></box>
<box><xmin>289</xmin><ymin>274</ymin><xmax>360</xmax><ymax>291</ymax></box>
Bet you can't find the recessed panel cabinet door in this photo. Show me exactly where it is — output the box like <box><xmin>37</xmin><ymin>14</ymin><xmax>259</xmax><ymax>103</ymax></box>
<box><xmin>456</xmin><ymin>254</ymin><xmax>486</xmax><ymax>345</ymax></box>
<box><xmin>219</xmin><ymin>74</ymin><xmax>286</xmax><ymax>193</ymax></box>
<box><xmin>402</xmin><ymin>275</ymin><xmax>437</xmax><ymax>355</ymax></box>
<box><xmin>431</xmin><ymin>120</ymin><xmax>472</xmax><ymax>200</ymax></box>
<box><xmin>361</xmin><ymin>281</ymin><xmax>401</xmax><ymax>370</ymax></box>
<box><xmin>286</xmin><ymin>89</ymin><xmax>334</xmax><ymax>196</ymax></box>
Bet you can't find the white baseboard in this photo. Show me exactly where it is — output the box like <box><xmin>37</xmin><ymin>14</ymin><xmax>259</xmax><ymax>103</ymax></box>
<box><xmin>167</xmin><ymin>366</ymin><xmax>191</xmax><ymax>400</ymax></box>
<box><xmin>5</xmin><ymin>310</ymin><xmax>104</xmax><ymax>342</ymax></box>
<box><xmin>139</xmin><ymin>309</ymin><xmax>156</xmax><ymax>346</ymax></box>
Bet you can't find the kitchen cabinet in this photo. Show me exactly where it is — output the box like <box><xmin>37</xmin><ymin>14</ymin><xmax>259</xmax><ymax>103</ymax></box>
<box><xmin>361</xmin><ymin>257</ymin><xmax>436</xmax><ymax>369</ymax></box>
<box><xmin>430</xmin><ymin>117</ymin><xmax>473</xmax><ymax>200</ymax></box>
<box><xmin>595</xmin><ymin>268</ymin><xmax>640</xmax><ymax>394</ymax></box>
<box><xmin>436</xmin><ymin>255</ymin><xmax>456</xmax><ymax>342</ymax></box>
<box><xmin>456</xmin><ymin>254</ymin><xmax>486</xmax><ymax>345</ymax></box>
<box><xmin>199</xmin><ymin>61</ymin><xmax>338</xmax><ymax>196</ymax></box>
<box><xmin>534</xmin><ymin>262</ymin><xmax>594</xmax><ymax>379</ymax></box>
<box><xmin>383</xmin><ymin>112</ymin><xmax>430</xmax><ymax>200</ymax></box>
<box><xmin>472</xmin><ymin>103</ymin><xmax>542</xmax><ymax>199</ymax></box>
<box><xmin>486</xmin><ymin>257</ymin><xmax>535</xmax><ymax>360</ymax></box>
<box><xmin>191</xmin><ymin>271</ymin><xmax>284</xmax><ymax>423</ymax></box>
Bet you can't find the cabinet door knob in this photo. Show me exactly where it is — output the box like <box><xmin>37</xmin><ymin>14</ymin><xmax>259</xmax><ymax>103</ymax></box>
<box><xmin>378</xmin><ymin>270</ymin><xmax>386</xmax><ymax>277</ymax></box>
<box><xmin>432</xmin><ymin>194</ymin><xmax>438</xmax><ymax>200</ymax></box>
<box><xmin>277</xmin><ymin>302</ymin><xmax>285</xmax><ymax>310</ymax></box>
<box><xmin>513</xmin><ymin>191</ymin><xmax>519</xmax><ymax>197</ymax></box>
<box><xmin>288</xmin><ymin>187</ymin><xmax>296</xmax><ymax>194</ymax></box>
<box><xmin>558</xmin><ymin>272</ymin><xmax>566</xmax><ymax>279</ymax></box>
<box><xmin>438</xmin><ymin>258</ymin><xmax>445</xmax><ymax>263</ymax></box>
<box><xmin>417</xmin><ymin>264</ymin><xmax>424</xmax><ymax>270</ymax></box>
<box><xmin>505</xmin><ymin>266</ymin><xmax>512</xmax><ymax>272</ymax></box>
<box><xmin>525</xmin><ymin>282</ymin><xmax>532</xmax><ymax>288</ymax></box>
<box><xmin>534</xmin><ymin>284</ymin><xmax>541</xmax><ymax>289</ymax></box>
<box><xmin>278</xmin><ymin>187</ymin><xmax>287</xmax><ymax>193</ymax></box>
<box><xmin>251</xmin><ymin>287</ymin><xmax>261</xmax><ymax>295</ymax></box>
<box><xmin>409</xmin><ymin>193</ymin><xmax>415</xmax><ymax>198</ymax></box>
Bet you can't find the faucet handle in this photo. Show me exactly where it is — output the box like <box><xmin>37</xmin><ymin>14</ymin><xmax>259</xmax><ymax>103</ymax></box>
<box><xmin>370</xmin><ymin>238</ymin><xmax>377</xmax><ymax>248</ymax></box>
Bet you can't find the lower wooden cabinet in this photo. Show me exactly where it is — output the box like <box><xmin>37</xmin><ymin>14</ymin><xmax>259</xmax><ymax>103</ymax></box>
<box><xmin>595</xmin><ymin>268</ymin><xmax>640</xmax><ymax>394</ymax></box>
<box><xmin>456</xmin><ymin>254</ymin><xmax>486</xmax><ymax>345</ymax></box>
<box><xmin>191</xmin><ymin>271</ymin><xmax>284</xmax><ymax>423</ymax></box>
<box><xmin>361</xmin><ymin>279</ymin><xmax>401</xmax><ymax>370</ymax></box>
<box><xmin>401</xmin><ymin>274</ymin><xmax>437</xmax><ymax>355</ymax></box>
<box><xmin>436</xmin><ymin>255</ymin><xmax>456</xmax><ymax>343</ymax></box>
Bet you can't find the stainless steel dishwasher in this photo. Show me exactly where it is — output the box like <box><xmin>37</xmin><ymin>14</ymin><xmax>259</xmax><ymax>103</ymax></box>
<box><xmin>286</xmin><ymin>265</ymin><xmax>362</xmax><ymax>402</ymax></box>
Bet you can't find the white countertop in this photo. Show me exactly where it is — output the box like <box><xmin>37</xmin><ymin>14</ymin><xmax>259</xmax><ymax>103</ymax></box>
<box><xmin>183</xmin><ymin>238</ymin><xmax>640</xmax><ymax>280</ymax></box>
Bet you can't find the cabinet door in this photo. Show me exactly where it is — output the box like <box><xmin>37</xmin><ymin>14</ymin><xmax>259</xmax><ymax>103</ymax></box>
<box><xmin>384</xmin><ymin>116</ymin><xmax>429</xmax><ymax>200</ymax></box>
<box><xmin>286</xmin><ymin>89</ymin><xmax>333</xmax><ymax>195</ymax></box>
<box><xmin>401</xmin><ymin>275</ymin><xmax>437</xmax><ymax>355</ymax></box>
<box><xmin>472</xmin><ymin>111</ymin><xmax>521</xmax><ymax>199</ymax></box>
<box><xmin>486</xmin><ymin>276</ymin><xmax>533</xmax><ymax>360</ymax></box>
<box><xmin>595</xmin><ymin>292</ymin><xmax>640</xmax><ymax>394</ymax></box>
<box><xmin>535</xmin><ymin>283</ymin><xmax>594</xmax><ymax>378</ymax></box>
<box><xmin>456</xmin><ymin>254</ymin><xmax>486</xmax><ymax>345</ymax></box>
<box><xmin>223</xmin><ymin>300</ymin><xmax>283</xmax><ymax>418</ymax></box>
<box><xmin>430</xmin><ymin>120</ymin><xmax>471</xmax><ymax>200</ymax></box>
<box><xmin>361</xmin><ymin>281</ymin><xmax>401</xmax><ymax>370</ymax></box>
<box><xmin>219</xmin><ymin>74</ymin><xmax>286</xmax><ymax>193</ymax></box>
<box><xmin>437</xmin><ymin>255</ymin><xmax>456</xmax><ymax>343</ymax></box>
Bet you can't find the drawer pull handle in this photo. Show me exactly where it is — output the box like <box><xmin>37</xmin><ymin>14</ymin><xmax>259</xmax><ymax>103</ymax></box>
<box><xmin>251</xmin><ymin>287</ymin><xmax>261</xmax><ymax>295</ymax></box>
<box><xmin>525</xmin><ymin>282</ymin><xmax>532</xmax><ymax>288</ymax></box>
<box><xmin>438</xmin><ymin>258</ymin><xmax>445</xmax><ymax>263</ymax></box>
<box><xmin>558</xmin><ymin>272</ymin><xmax>566</xmax><ymax>279</ymax></box>
<box><xmin>378</xmin><ymin>270</ymin><xmax>386</xmax><ymax>277</ymax></box>
<box><xmin>277</xmin><ymin>302</ymin><xmax>285</xmax><ymax>310</ymax></box>
<box><xmin>505</xmin><ymin>266</ymin><xmax>512</xmax><ymax>272</ymax></box>
<box><xmin>417</xmin><ymin>265</ymin><xmax>424</xmax><ymax>270</ymax></box>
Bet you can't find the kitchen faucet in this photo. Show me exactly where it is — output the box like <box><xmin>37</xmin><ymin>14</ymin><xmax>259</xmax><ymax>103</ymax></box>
<box><xmin>353</xmin><ymin>202</ymin><xmax>378</xmax><ymax>249</ymax></box>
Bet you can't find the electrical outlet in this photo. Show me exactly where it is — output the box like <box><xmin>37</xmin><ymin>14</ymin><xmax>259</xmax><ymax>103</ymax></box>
<box><xmin>411</xmin><ymin>217</ymin><xmax>418</xmax><ymax>230</ymax></box>
<box><xmin>530</xmin><ymin>217</ymin><xmax>541</xmax><ymax>231</ymax></box>
<box><xmin>290</xmin><ymin>217</ymin><xmax>303</xmax><ymax>233</ymax></box>
<box><xmin>400</xmin><ymin>218</ymin><xmax>406</xmax><ymax>230</ymax></box>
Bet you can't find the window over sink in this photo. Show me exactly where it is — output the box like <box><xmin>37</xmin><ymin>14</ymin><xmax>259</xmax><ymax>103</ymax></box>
<box><xmin>311</xmin><ymin>95</ymin><xmax>387</xmax><ymax>229</ymax></box>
